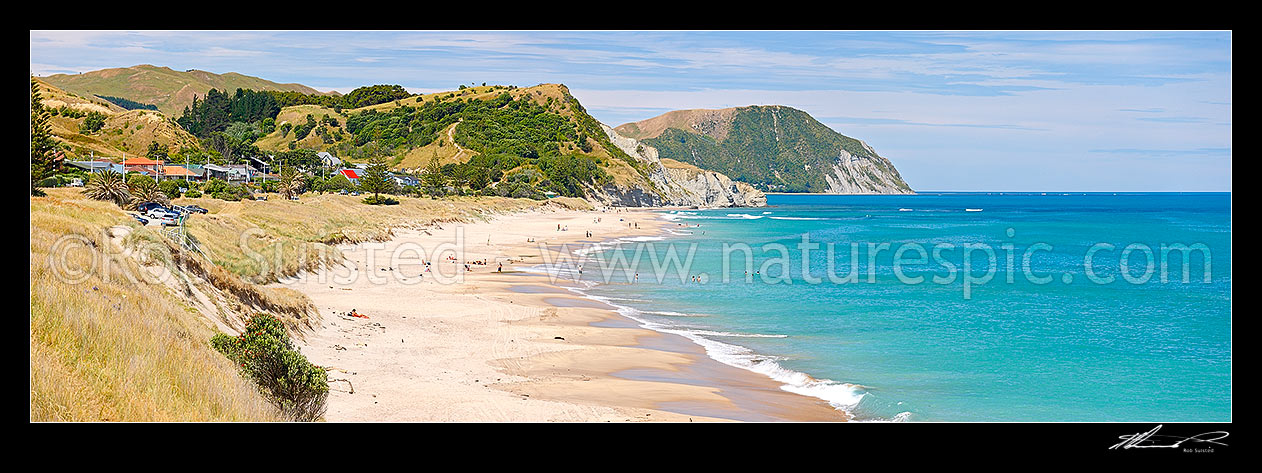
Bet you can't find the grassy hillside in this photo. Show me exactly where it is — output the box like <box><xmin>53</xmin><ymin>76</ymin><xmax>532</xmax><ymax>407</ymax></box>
<box><xmin>41</xmin><ymin>65</ymin><xmax>334</xmax><ymax>117</ymax></box>
<box><xmin>255</xmin><ymin>83</ymin><xmax>655</xmax><ymax>197</ymax></box>
<box><xmin>31</xmin><ymin>189</ymin><xmax>280</xmax><ymax>421</ymax></box>
<box><xmin>30</xmin><ymin>186</ymin><xmax>590</xmax><ymax>421</ymax></box>
<box><xmin>35</xmin><ymin>78</ymin><xmax>202</xmax><ymax>160</ymax></box>
<box><xmin>618</xmin><ymin>105</ymin><xmax>911</xmax><ymax>193</ymax></box>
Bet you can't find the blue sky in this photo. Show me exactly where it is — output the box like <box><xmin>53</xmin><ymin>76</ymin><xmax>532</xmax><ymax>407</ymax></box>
<box><xmin>30</xmin><ymin>30</ymin><xmax>1232</xmax><ymax>191</ymax></box>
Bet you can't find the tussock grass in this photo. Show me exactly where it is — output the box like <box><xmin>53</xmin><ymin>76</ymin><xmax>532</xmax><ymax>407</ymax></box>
<box><xmin>31</xmin><ymin>189</ymin><xmax>278</xmax><ymax>421</ymax></box>
<box><xmin>32</xmin><ymin>188</ymin><xmax>584</xmax><ymax>421</ymax></box>
<box><xmin>175</xmin><ymin>192</ymin><xmax>570</xmax><ymax>283</ymax></box>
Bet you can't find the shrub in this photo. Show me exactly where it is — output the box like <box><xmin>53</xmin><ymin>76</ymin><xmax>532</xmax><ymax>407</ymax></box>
<box><xmin>184</xmin><ymin>189</ymin><xmax>203</xmax><ymax>198</ymax></box>
<box><xmin>211</xmin><ymin>313</ymin><xmax>328</xmax><ymax>421</ymax></box>
<box><xmin>361</xmin><ymin>195</ymin><xmax>399</xmax><ymax>205</ymax></box>
<box><xmin>79</xmin><ymin>111</ymin><xmax>107</xmax><ymax>134</ymax></box>
<box><xmin>158</xmin><ymin>179</ymin><xmax>183</xmax><ymax>199</ymax></box>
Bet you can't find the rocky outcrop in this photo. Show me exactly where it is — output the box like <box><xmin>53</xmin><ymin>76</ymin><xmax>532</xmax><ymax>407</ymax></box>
<box><xmin>824</xmin><ymin>148</ymin><xmax>914</xmax><ymax>194</ymax></box>
<box><xmin>593</xmin><ymin>125</ymin><xmax>766</xmax><ymax>208</ymax></box>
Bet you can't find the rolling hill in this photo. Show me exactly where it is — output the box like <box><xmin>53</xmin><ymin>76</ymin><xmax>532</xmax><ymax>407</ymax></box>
<box><xmin>40</xmin><ymin>64</ymin><xmax>335</xmax><ymax>117</ymax></box>
<box><xmin>34</xmin><ymin>77</ymin><xmax>201</xmax><ymax>160</ymax></box>
<box><xmin>253</xmin><ymin>82</ymin><xmax>763</xmax><ymax>207</ymax></box>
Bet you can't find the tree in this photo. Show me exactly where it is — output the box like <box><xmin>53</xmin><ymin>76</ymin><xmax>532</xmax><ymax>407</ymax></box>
<box><xmin>358</xmin><ymin>155</ymin><xmax>394</xmax><ymax>202</ymax></box>
<box><xmin>31</xmin><ymin>78</ymin><xmax>56</xmax><ymax>196</ymax></box>
<box><xmin>467</xmin><ymin>166</ymin><xmax>490</xmax><ymax>191</ymax></box>
<box><xmin>277</xmin><ymin>164</ymin><xmax>305</xmax><ymax>200</ymax></box>
<box><xmin>146</xmin><ymin>141</ymin><xmax>169</xmax><ymax>160</ymax></box>
<box><xmin>158</xmin><ymin>179</ymin><xmax>183</xmax><ymax>199</ymax></box>
<box><xmin>83</xmin><ymin>170</ymin><xmax>132</xmax><ymax>207</ymax></box>
<box><xmin>421</xmin><ymin>156</ymin><xmax>447</xmax><ymax>196</ymax></box>
<box><xmin>79</xmin><ymin>111</ymin><xmax>106</xmax><ymax>134</ymax></box>
<box><xmin>128</xmin><ymin>175</ymin><xmax>169</xmax><ymax>206</ymax></box>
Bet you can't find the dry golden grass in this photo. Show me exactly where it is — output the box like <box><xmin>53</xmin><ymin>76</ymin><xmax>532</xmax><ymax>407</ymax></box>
<box><xmin>255</xmin><ymin>104</ymin><xmax>349</xmax><ymax>153</ymax></box>
<box><xmin>175</xmin><ymin>192</ymin><xmax>563</xmax><ymax>284</ymax></box>
<box><xmin>393</xmin><ymin>122</ymin><xmax>474</xmax><ymax>171</ymax></box>
<box><xmin>31</xmin><ymin>189</ymin><xmax>278</xmax><ymax>421</ymax></box>
<box><xmin>31</xmin><ymin>187</ymin><xmax>588</xmax><ymax>421</ymax></box>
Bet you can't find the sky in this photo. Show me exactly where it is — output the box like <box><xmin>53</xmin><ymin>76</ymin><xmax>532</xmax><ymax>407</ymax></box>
<box><xmin>30</xmin><ymin>30</ymin><xmax>1232</xmax><ymax>192</ymax></box>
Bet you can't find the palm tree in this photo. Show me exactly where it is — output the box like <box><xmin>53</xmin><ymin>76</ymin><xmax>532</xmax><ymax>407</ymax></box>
<box><xmin>278</xmin><ymin>164</ymin><xmax>305</xmax><ymax>200</ymax></box>
<box><xmin>83</xmin><ymin>170</ymin><xmax>132</xmax><ymax>207</ymax></box>
<box><xmin>127</xmin><ymin>176</ymin><xmax>169</xmax><ymax>208</ymax></box>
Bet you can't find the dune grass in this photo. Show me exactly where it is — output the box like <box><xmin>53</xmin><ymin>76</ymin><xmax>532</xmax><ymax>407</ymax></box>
<box><xmin>176</xmin><ymin>192</ymin><xmax>583</xmax><ymax>284</ymax></box>
<box><xmin>31</xmin><ymin>189</ymin><xmax>278</xmax><ymax>421</ymax></box>
<box><xmin>31</xmin><ymin>188</ymin><xmax>584</xmax><ymax>421</ymax></box>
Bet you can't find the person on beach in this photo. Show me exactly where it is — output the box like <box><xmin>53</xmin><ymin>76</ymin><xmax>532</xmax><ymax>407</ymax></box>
<box><xmin>498</xmin><ymin>262</ymin><xmax>502</xmax><ymax>272</ymax></box>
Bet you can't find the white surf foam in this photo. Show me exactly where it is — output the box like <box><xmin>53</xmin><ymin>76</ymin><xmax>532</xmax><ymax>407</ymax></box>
<box><xmin>569</xmin><ymin>288</ymin><xmax>869</xmax><ymax>417</ymax></box>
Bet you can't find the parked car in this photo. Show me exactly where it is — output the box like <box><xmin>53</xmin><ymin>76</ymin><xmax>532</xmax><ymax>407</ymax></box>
<box><xmin>149</xmin><ymin>214</ymin><xmax>178</xmax><ymax>226</ymax></box>
<box><xmin>146</xmin><ymin>206</ymin><xmax>181</xmax><ymax>222</ymax></box>
<box><xmin>170</xmin><ymin>204</ymin><xmax>205</xmax><ymax>215</ymax></box>
<box><xmin>135</xmin><ymin>202</ymin><xmax>169</xmax><ymax>214</ymax></box>
<box><xmin>129</xmin><ymin>213</ymin><xmax>149</xmax><ymax>225</ymax></box>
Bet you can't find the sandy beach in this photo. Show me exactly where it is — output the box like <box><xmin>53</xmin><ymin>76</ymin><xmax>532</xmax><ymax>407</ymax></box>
<box><xmin>273</xmin><ymin>206</ymin><xmax>847</xmax><ymax>422</ymax></box>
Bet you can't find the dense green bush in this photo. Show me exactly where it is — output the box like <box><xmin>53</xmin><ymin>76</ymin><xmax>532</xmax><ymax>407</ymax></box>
<box><xmin>79</xmin><ymin>111</ymin><xmax>106</xmax><ymax>134</ymax></box>
<box><xmin>158</xmin><ymin>179</ymin><xmax>183</xmax><ymax>199</ymax></box>
<box><xmin>319</xmin><ymin>174</ymin><xmax>356</xmax><ymax>193</ymax></box>
<box><xmin>204</xmin><ymin>178</ymin><xmax>251</xmax><ymax>201</ymax></box>
<box><xmin>211</xmin><ymin>313</ymin><xmax>328</xmax><ymax>421</ymax></box>
<box><xmin>361</xmin><ymin>195</ymin><xmax>399</xmax><ymax>205</ymax></box>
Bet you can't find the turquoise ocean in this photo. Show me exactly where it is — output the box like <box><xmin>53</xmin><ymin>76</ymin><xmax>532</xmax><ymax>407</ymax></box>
<box><xmin>566</xmin><ymin>193</ymin><xmax>1231</xmax><ymax>422</ymax></box>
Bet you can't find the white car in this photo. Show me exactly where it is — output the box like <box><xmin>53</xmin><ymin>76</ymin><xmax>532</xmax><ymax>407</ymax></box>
<box><xmin>146</xmin><ymin>207</ymin><xmax>181</xmax><ymax>225</ymax></box>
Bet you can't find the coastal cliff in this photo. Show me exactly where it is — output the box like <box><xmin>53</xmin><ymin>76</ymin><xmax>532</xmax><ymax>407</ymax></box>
<box><xmin>592</xmin><ymin>124</ymin><xmax>766</xmax><ymax>207</ymax></box>
<box><xmin>616</xmin><ymin>105</ymin><xmax>914</xmax><ymax>194</ymax></box>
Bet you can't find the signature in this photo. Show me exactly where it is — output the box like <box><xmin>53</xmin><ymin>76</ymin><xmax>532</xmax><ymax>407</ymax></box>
<box><xmin>1110</xmin><ymin>425</ymin><xmax>1229</xmax><ymax>450</ymax></box>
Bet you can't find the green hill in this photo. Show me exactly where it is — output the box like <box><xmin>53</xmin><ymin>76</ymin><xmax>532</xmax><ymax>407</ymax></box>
<box><xmin>40</xmin><ymin>65</ymin><xmax>336</xmax><ymax>117</ymax></box>
<box><xmin>616</xmin><ymin>106</ymin><xmax>913</xmax><ymax>194</ymax></box>
<box><xmin>256</xmin><ymin>83</ymin><xmax>658</xmax><ymax>199</ymax></box>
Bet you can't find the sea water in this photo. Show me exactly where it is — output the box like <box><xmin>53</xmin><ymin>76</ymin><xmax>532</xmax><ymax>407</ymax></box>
<box><xmin>574</xmin><ymin>193</ymin><xmax>1231</xmax><ymax>421</ymax></box>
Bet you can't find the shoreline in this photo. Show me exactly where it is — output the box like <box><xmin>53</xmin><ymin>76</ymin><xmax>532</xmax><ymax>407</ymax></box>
<box><xmin>273</xmin><ymin>205</ymin><xmax>847</xmax><ymax>422</ymax></box>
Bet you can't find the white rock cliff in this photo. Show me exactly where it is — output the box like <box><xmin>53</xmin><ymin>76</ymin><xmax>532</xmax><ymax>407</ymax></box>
<box><xmin>593</xmin><ymin>125</ymin><xmax>767</xmax><ymax>208</ymax></box>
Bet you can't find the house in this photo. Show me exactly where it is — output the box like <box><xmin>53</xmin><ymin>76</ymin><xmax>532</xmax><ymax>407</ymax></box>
<box><xmin>67</xmin><ymin>160</ymin><xmax>119</xmax><ymax>174</ymax></box>
<box><xmin>124</xmin><ymin>166</ymin><xmax>160</xmax><ymax>178</ymax></box>
<box><xmin>123</xmin><ymin>156</ymin><xmax>164</xmax><ymax>179</ymax></box>
<box><xmin>389</xmin><ymin>172</ymin><xmax>419</xmax><ymax>188</ymax></box>
<box><xmin>245</xmin><ymin>156</ymin><xmax>271</xmax><ymax>174</ymax></box>
<box><xmin>161</xmin><ymin>164</ymin><xmax>205</xmax><ymax>182</ymax></box>
<box><xmin>317</xmin><ymin>151</ymin><xmax>341</xmax><ymax>168</ymax></box>
<box><xmin>205</xmin><ymin>164</ymin><xmax>253</xmax><ymax>183</ymax></box>
<box><xmin>338</xmin><ymin>168</ymin><xmax>361</xmax><ymax>185</ymax></box>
